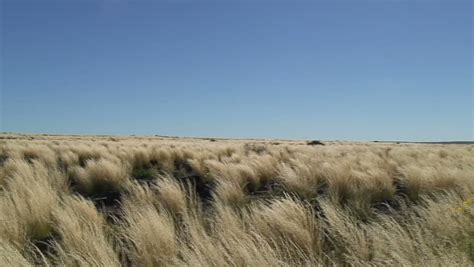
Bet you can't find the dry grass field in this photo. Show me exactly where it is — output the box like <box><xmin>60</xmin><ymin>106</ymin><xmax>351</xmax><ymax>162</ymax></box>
<box><xmin>0</xmin><ymin>133</ymin><xmax>473</xmax><ymax>266</ymax></box>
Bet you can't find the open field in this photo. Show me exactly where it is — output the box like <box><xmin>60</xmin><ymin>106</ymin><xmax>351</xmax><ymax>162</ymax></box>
<box><xmin>0</xmin><ymin>133</ymin><xmax>473</xmax><ymax>266</ymax></box>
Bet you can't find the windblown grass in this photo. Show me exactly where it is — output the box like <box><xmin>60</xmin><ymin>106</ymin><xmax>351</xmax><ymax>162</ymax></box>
<box><xmin>0</xmin><ymin>134</ymin><xmax>473</xmax><ymax>266</ymax></box>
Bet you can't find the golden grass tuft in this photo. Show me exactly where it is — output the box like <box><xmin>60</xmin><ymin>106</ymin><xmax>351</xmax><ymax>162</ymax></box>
<box><xmin>121</xmin><ymin>205</ymin><xmax>177</xmax><ymax>266</ymax></box>
<box><xmin>53</xmin><ymin>196</ymin><xmax>120</xmax><ymax>266</ymax></box>
<box><xmin>0</xmin><ymin>159</ymin><xmax>62</xmax><ymax>249</ymax></box>
<box><xmin>251</xmin><ymin>196</ymin><xmax>321</xmax><ymax>259</ymax></box>
<box><xmin>69</xmin><ymin>158</ymin><xmax>130</xmax><ymax>195</ymax></box>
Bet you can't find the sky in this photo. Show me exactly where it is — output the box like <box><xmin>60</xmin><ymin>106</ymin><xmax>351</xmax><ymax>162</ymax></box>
<box><xmin>1</xmin><ymin>0</ymin><xmax>472</xmax><ymax>141</ymax></box>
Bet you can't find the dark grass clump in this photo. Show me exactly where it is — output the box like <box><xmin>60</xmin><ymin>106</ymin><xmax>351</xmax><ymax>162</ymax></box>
<box><xmin>132</xmin><ymin>167</ymin><xmax>159</xmax><ymax>182</ymax></box>
<box><xmin>307</xmin><ymin>140</ymin><xmax>325</xmax><ymax>146</ymax></box>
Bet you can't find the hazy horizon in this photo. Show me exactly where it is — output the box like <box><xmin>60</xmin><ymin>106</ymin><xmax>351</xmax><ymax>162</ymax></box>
<box><xmin>1</xmin><ymin>0</ymin><xmax>473</xmax><ymax>141</ymax></box>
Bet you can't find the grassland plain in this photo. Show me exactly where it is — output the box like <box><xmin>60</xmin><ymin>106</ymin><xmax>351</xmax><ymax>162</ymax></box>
<box><xmin>0</xmin><ymin>133</ymin><xmax>473</xmax><ymax>266</ymax></box>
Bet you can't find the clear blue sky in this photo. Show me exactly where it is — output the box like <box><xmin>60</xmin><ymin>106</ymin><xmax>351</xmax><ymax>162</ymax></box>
<box><xmin>1</xmin><ymin>0</ymin><xmax>472</xmax><ymax>141</ymax></box>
